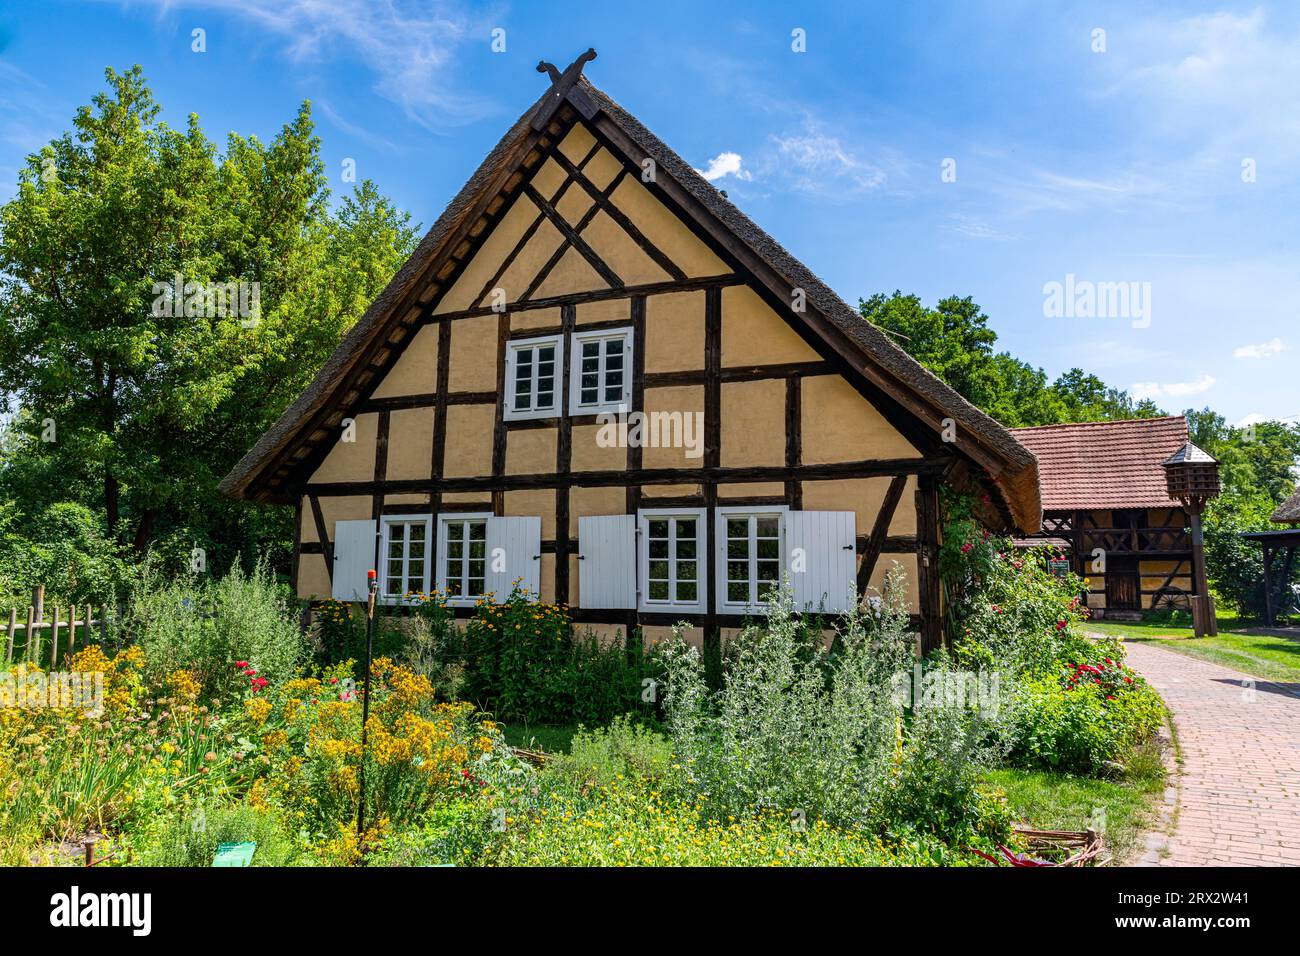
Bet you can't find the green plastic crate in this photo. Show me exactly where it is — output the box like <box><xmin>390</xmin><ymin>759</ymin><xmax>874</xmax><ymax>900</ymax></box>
<box><xmin>213</xmin><ymin>842</ymin><xmax>258</xmax><ymax>867</ymax></box>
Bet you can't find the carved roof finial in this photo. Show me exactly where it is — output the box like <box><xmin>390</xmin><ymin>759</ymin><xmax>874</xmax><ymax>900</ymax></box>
<box><xmin>531</xmin><ymin>48</ymin><xmax>598</xmax><ymax>130</ymax></box>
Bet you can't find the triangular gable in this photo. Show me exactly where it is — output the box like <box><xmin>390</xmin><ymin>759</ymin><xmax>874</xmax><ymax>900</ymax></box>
<box><xmin>220</xmin><ymin>59</ymin><xmax>1040</xmax><ymax>532</ymax></box>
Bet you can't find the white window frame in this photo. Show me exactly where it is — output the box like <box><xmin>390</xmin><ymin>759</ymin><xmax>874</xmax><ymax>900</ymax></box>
<box><xmin>379</xmin><ymin>514</ymin><xmax>433</xmax><ymax>604</ymax></box>
<box><xmin>504</xmin><ymin>333</ymin><xmax>564</xmax><ymax>421</ymax></box>
<box><xmin>637</xmin><ymin>507</ymin><xmax>707</xmax><ymax>614</ymax></box>
<box><xmin>715</xmin><ymin>506</ymin><xmax>788</xmax><ymax>614</ymax></box>
<box><xmin>436</xmin><ymin>512</ymin><xmax>492</xmax><ymax>606</ymax></box>
<box><xmin>569</xmin><ymin>326</ymin><xmax>633</xmax><ymax>416</ymax></box>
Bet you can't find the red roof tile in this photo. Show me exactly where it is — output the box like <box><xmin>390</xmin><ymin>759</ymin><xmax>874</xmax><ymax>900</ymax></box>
<box><xmin>1010</xmin><ymin>416</ymin><xmax>1189</xmax><ymax>511</ymax></box>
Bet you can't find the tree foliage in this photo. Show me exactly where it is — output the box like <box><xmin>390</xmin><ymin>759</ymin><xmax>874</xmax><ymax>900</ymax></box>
<box><xmin>0</xmin><ymin>66</ymin><xmax>418</xmax><ymax>593</ymax></box>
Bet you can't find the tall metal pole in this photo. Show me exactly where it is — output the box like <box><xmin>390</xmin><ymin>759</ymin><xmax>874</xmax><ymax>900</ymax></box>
<box><xmin>356</xmin><ymin>568</ymin><xmax>378</xmax><ymax>843</ymax></box>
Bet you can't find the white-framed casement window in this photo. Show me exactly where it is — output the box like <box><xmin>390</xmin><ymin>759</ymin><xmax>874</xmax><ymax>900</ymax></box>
<box><xmin>380</xmin><ymin>515</ymin><xmax>433</xmax><ymax>602</ymax></box>
<box><xmin>638</xmin><ymin>508</ymin><xmax>707</xmax><ymax>614</ymax></box>
<box><xmin>437</xmin><ymin>513</ymin><xmax>490</xmax><ymax>605</ymax></box>
<box><xmin>716</xmin><ymin>506</ymin><xmax>787</xmax><ymax>612</ymax></box>
<box><xmin>569</xmin><ymin>326</ymin><xmax>632</xmax><ymax>415</ymax></box>
<box><xmin>504</xmin><ymin>334</ymin><xmax>563</xmax><ymax>421</ymax></box>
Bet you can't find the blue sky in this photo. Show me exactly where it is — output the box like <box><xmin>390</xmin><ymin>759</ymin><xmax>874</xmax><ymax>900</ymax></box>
<box><xmin>1</xmin><ymin>0</ymin><xmax>1297</xmax><ymax>426</ymax></box>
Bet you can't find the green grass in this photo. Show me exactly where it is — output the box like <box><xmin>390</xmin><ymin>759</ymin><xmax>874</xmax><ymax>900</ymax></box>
<box><xmin>985</xmin><ymin>744</ymin><xmax>1166</xmax><ymax>865</ymax></box>
<box><xmin>1087</xmin><ymin>614</ymin><xmax>1300</xmax><ymax>683</ymax></box>
<box><xmin>501</xmin><ymin>723</ymin><xmax>580</xmax><ymax>754</ymax></box>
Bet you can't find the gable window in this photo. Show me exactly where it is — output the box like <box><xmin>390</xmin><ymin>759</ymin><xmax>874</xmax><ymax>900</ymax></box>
<box><xmin>381</xmin><ymin>515</ymin><xmax>432</xmax><ymax>601</ymax></box>
<box><xmin>716</xmin><ymin>508</ymin><xmax>786</xmax><ymax>611</ymax></box>
<box><xmin>570</xmin><ymin>327</ymin><xmax>632</xmax><ymax>415</ymax></box>
<box><xmin>437</xmin><ymin>514</ymin><xmax>489</xmax><ymax>604</ymax></box>
<box><xmin>505</xmin><ymin>334</ymin><xmax>563</xmax><ymax>421</ymax></box>
<box><xmin>638</xmin><ymin>508</ymin><xmax>706</xmax><ymax>613</ymax></box>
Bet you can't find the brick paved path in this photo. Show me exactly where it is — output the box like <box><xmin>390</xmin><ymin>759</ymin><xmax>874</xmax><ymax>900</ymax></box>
<box><xmin>1122</xmin><ymin>640</ymin><xmax>1300</xmax><ymax>866</ymax></box>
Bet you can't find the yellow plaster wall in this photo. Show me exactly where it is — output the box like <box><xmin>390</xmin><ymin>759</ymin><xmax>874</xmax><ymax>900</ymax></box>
<box><xmin>801</xmin><ymin>477</ymin><xmax>918</xmax><ymax>540</ymax></box>
<box><xmin>640</xmin><ymin>385</ymin><xmax>705</xmax><ymax>470</ymax></box>
<box><xmin>644</xmin><ymin>290</ymin><xmax>705</xmax><ymax>373</ymax></box>
<box><xmin>433</xmin><ymin>193</ymin><xmax>539</xmax><ymax>314</ymax></box>
<box><xmin>800</xmin><ymin>375</ymin><xmax>920</xmax><ymax>463</ymax></box>
<box><xmin>510</xmin><ymin>306</ymin><xmax>562</xmax><ymax>333</ymax></box>
<box><xmin>581</xmin><ymin>210</ymin><xmax>670</xmax><ymax>287</ymax></box>
<box><xmin>608</xmin><ymin>176</ymin><xmax>728</xmax><ymax>278</ymax></box>
<box><xmin>571</xmin><ymin>422</ymin><xmax>628</xmax><ymax>472</ymax></box>
<box><xmin>864</xmin><ymin>555</ymin><xmax>920</xmax><ymax>610</ymax></box>
<box><xmin>721</xmin><ymin>285</ymin><xmax>820</xmax><ymax>366</ymax></box>
<box><xmin>720</xmin><ymin>378</ymin><xmax>785</xmax><ymax>467</ymax></box>
<box><xmin>442</xmin><ymin>404</ymin><xmax>495</xmax><ymax>478</ymax></box>
<box><xmin>506</xmin><ymin>426</ymin><xmax>558</xmax><ymax>475</ymax></box>
<box><xmin>575</xmin><ymin>298</ymin><xmax>630</xmax><ymax>326</ymax></box>
<box><xmin>385</xmin><ymin>407</ymin><xmax>435</xmax><ymax>481</ymax></box>
<box><xmin>372</xmin><ymin>324</ymin><xmax>439</xmax><ymax>399</ymax></box>
<box><xmin>298</xmin><ymin>554</ymin><xmax>331</xmax><ymax>600</ymax></box>
<box><xmin>311</xmin><ymin>413</ymin><xmax>378</xmax><ymax>483</ymax></box>
<box><xmin>447</xmin><ymin>315</ymin><xmax>500</xmax><ymax>392</ymax></box>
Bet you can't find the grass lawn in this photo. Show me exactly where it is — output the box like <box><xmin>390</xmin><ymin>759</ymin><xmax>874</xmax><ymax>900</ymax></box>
<box><xmin>985</xmin><ymin>758</ymin><xmax>1165</xmax><ymax>864</ymax></box>
<box><xmin>501</xmin><ymin>723</ymin><xmax>580</xmax><ymax>754</ymax></box>
<box><xmin>1086</xmin><ymin>614</ymin><xmax>1300</xmax><ymax>683</ymax></box>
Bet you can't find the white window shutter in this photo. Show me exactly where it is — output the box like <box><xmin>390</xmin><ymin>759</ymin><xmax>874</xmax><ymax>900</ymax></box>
<box><xmin>486</xmin><ymin>516</ymin><xmax>542</xmax><ymax>600</ymax></box>
<box><xmin>786</xmin><ymin>511</ymin><xmax>857</xmax><ymax>613</ymax></box>
<box><xmin>578</xmin><ymin>514</ymin><xmax>637</xmax><ymax>609</ymax></box>
<box><xmin>332</xmin><ymin>519</ymin><xmax>377</xmax><ymax>601</ymax></box>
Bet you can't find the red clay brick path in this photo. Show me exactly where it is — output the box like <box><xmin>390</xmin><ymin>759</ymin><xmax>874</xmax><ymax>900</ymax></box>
<box><xmin>1122</xmin><ymin>640</ymin><xmax>1300</xmax><ymax>866</ymax></box>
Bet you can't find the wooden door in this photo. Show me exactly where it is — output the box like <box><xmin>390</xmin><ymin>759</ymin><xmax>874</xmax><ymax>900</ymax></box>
<box><xmin>1106</xmin><ymin>556</ymin><xmax>1140</xmax><ymax>610</ymax></box>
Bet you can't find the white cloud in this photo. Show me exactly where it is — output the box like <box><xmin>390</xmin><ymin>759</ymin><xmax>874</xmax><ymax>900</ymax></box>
<box><xmin>1236</xmin><ymin>412</ymin><xmax>1269</xmax><ymax>428</ymax></box>
<box><xmin>114</xmin><ymin>0</ymin><xmax>492</xmax><ymax>129</ymax></box>
<box><xmin>1130</xmin><ymin>375</ymin><xmax>1217</xmax><ymax>401</ymax></box>
<box><xmin>1233</xmin><ymin>337</ymin><xmax>1286</xmax><ymax>359</ymax></box>
<box><xmin>768</xmin><ymin>126</ymin><xmax>886</xmax><ymax>194</ymax></box>
<box><xmin>1099</xmin><ymin>9</ymin><xmax>1300</xmax><ymax>163</ymax></box>
<box><xmin>694</xmin><ymin>151</ymin><xmax>752</xmax><ymax>183</ymax></box>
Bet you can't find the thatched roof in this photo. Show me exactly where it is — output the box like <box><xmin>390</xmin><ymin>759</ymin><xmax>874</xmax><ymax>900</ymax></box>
<box><xmin>1274</xmin><ymin>487</ymin><xmax>1300</xmax><ymax>525</ymax></box>
<box><xmin>220</xmin><ymin>64</ymin><xmax>1042</xmax><ymax>532</ymax></box>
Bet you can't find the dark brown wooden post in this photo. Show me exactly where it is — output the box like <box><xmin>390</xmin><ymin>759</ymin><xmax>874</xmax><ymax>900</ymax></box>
<box><xmin>1261</xmin><ymin>542</ymin><xmax>1274</xmax><ymax>627</ymax></box>
<box><xmin>916</xmin><ymin>475</ymin><xmax>943</xmax><ymax>655</ymax></box>
<box><xmin>99</xmin><ymin>604</ymin><xmax>108</xmax><ymax>645</ymax></box>
<box><xmin>24</xmin><ymin>606</ymin><xmax>34</xmax><ymax>663</ymax></box>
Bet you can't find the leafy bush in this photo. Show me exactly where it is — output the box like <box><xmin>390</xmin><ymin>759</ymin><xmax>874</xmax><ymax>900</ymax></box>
<box><xmin>1008</xmin><ymin>662</ymin><xmax>1165</xmax><ymax>774</ymax></box>
<box><xmin>134</xmin><ymin>802</ymin><xmax>308</xmax><ymax>867</ymax></box>
<box><xmin>366</xmin><ymin>800</ymin><xmax>499</xmax><ymax>867</ymax></box>
<box><xmin>661</xmin><ymin>571</ymin><xmax>1007</xmax><ymax>842</ymax></box>
<box><xmin>458</xmin><ymin>586</ymin><xmax>658</xmax><ymax>725</ymax></box>
<box><xmin>127</xmin><ymin>560</ymin><xmax>306</xmax><ymax>698</ymax></box>
<box><xmin>0</xmin><ymin>501</ymin><xmax>137</xmax><ymax>606</ymax></box>
<box><xmin>546</xmin><ymin>715</ymin><xmax>672</xmax><ymax>788</ymax></box>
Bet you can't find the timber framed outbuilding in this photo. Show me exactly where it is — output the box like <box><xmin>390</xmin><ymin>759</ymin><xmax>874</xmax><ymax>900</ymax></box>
<box><xmin>1010</xmin><ymin>416</ymin><xmax>1203</xmax><ymax>616</ymax></box>
<box><xmin>220</xmin><ymin>51</ymin><xmax>1041</xmax><ymax>652</ymax></box>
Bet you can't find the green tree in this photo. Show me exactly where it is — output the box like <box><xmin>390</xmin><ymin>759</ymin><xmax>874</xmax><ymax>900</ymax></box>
<box><xmin>0</xmin><ymin>66</ymin><xmax>417</xmax><ymax>569</ymax></box>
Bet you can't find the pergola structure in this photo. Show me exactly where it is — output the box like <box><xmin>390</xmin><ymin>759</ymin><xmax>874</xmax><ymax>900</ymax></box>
<box><xmin>1243</xmin><ymin>485</ymin><xmax>1300</xmax><ymax>626</ymax></box>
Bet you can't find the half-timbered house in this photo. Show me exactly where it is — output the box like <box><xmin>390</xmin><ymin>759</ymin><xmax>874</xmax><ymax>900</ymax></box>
<box><xmin>219</xmin><ymin>52</ymin><xmax>1042</xmax><ymax>653</ymax></box>
<box><xmin>1010</xmin><ymin>416</ymin><xmax>1204</xmax><ymax>617</ymax></box>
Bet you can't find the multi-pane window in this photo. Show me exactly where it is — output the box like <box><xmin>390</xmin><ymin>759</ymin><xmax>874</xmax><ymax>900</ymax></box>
<box><xmin>721</xmin><ymin>512</ymin><xmax>784</xmax><ymax>609</ymax></box>
<box><xmin>382</xmin><ymin>517</ymin><xmax>431</xmax><ymax>600</ymax></box>
<box><xmin>640</xmin><ymin>510</ymin><xmax>705</xmax><ymax>612</ymax></box>
<box><xmin>440</xmin><ymin>517</ymin><xmax>488</xmax><ymax>602</ymax></box>
<box><xmin>505</xmin><ymin>335</ymin><xmax>562</xmax><ymax>421</ymax></box>
<box><xmin>570</xmin><ymin>327</ymin><xmax>631</xmax><ymax>415</ymax></box>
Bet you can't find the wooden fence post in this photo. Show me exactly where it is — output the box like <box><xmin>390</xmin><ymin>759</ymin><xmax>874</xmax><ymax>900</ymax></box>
<box><xmin>99</xmin><ymin>604</ymin><xmax>108</xmax><ymax>645</ymax></box>
<box><xmin>67</xmin><ymin>605</ymin><xmax>78</xmax><ymax>660</ymax></box>
<box><xmin>24</xmin><ymin>606</ymin><xmax>34</xmax><ymax>663</ymax></box>
<box><xmin>5</xmin><ymin>608</ymin><xmax>15</xmax><ymax>666</ymax></box>
<box><xmin>50</xmin><ymin>605</ymin><xmax>60</xmax><ymax>669</ymax></box>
